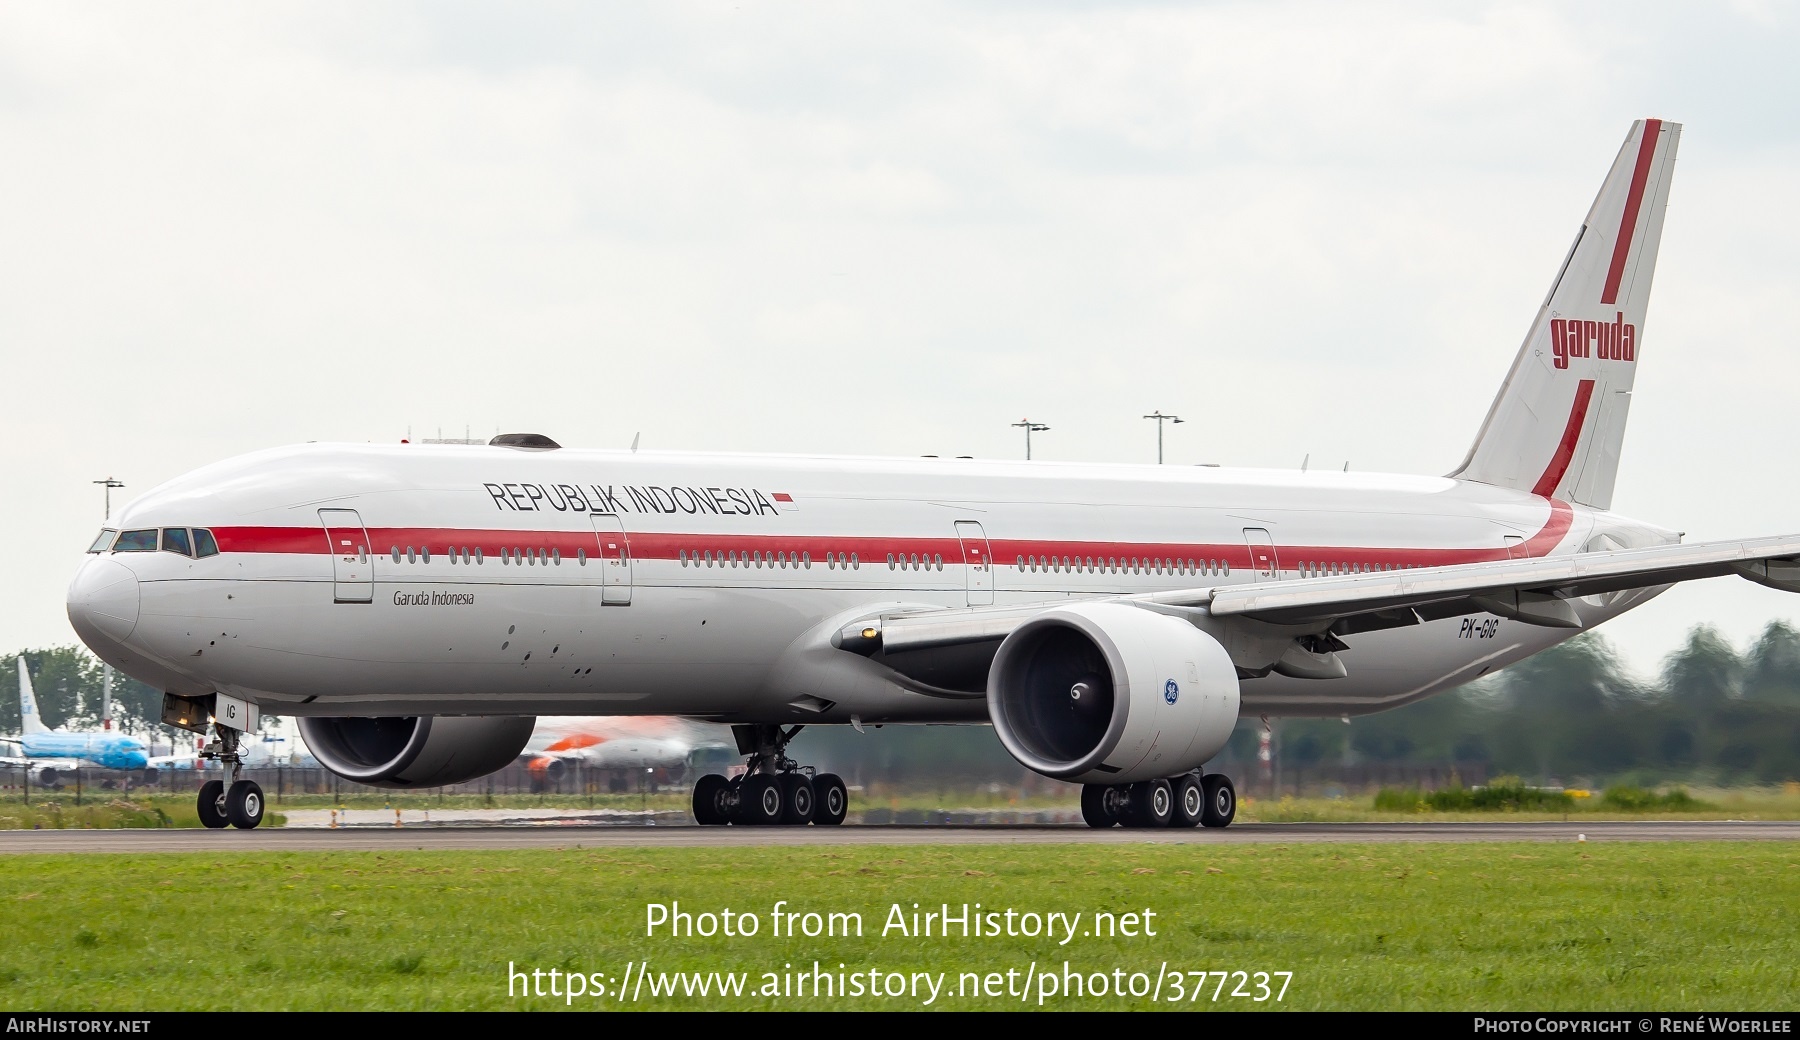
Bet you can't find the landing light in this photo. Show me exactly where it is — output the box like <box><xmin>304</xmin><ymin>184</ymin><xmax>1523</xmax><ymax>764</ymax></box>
<box><xmin>862</xmin><ymin>628</ymin><xmax>878</xmax><ymax>639</ymax></box>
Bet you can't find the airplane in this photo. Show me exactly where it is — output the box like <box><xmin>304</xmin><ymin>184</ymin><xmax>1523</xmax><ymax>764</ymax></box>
<box><xmin>521</xmin><ymin>716</ymin><xmax>737</xmax><ymax>792</ymax></box>
<box><xmin>64</xmin><ymin>118</ymin><xmax>1800</xmax><ymax>831</ymax></box>
<box><xmin>0</xmin><ymin>658</ymin><xmax>163</xmax><ymax>788</ymax></box>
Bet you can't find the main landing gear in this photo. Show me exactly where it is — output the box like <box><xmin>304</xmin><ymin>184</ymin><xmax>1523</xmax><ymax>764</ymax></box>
<box><xmin>691</xmin><ymin>724</ymin><xmax>848</xmax><ymax>827</ymax></box>
<box><xmin>195</xmin><ymin>724</ymin><xmax>264</xmax><ymax>830</ymax></box>
<box><xmin>1081</xmin><ymin>771</ymin><xmax>1236</xmax><ymax>829</ymax></box>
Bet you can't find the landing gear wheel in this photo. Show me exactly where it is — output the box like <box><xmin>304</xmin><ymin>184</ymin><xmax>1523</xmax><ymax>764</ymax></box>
<box><xmin>1081</xmin><ymin>784</ymin><xmax>1119</xmax><ymax>829</ymax></box>
<box><xmin>197</xmin><ymin>779</ymin><xmax>228</xmax><ymax>829</ymax></box>
<box><xmin>1200</xmin><ymin>773</ymin><xmax>1236</xmax><ymax>828</ymax></box>
<box><xmin>736</xmin><ymin>774</ymin><xmax>784</xmax><ymax>826</ymax></box>
<box><xmin>1171</xmin><ymin>774</ymin><xmax>1204</xmax><ymax>828</ymax></box>
<box><xmin>225</xmin><ymin>780</ymin><xmax>265</xmax><ymax>829</ymax></box>
<box><xmin>813</xmin><ymin>773</ymin><xmax>848</xmax><ymax>826</ymax></box>
<box><xmin>779</xmin><ymin>773</ymin><xmax>815</xmax><ymax>825</ymax></box>
<box><xmin>692</xmin><ymin>773</ymin><xmax>732</xmax><ymax>825</ymax></box>
<box><xmin>1129</xmin><ymin>779</ymin><xmax>1174</xmax><ymax>827</ymax></box>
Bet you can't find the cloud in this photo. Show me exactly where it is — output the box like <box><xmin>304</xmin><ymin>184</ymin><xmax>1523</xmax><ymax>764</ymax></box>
<box><xmin>2</xmin><ymin>1</ymin><xmax>1798</xmax><ymax>670</ymax></box>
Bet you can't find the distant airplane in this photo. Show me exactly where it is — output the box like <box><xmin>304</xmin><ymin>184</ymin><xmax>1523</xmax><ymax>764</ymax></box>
<box><xmin>522</xmin><ymin>716</ymin><xmax>734</xmax><ymax>792</ymax></box>
<box><xmin>0</xmin><ymin>658</ymin><xmax>175</xmax><ymax>787</ymax></box>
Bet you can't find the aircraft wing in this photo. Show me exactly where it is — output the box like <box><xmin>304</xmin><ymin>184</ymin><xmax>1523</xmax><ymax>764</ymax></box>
<box><xmin>852</xmin><ymin>534</ymin><xmax>1800</xmax><ymax>675</ymax></box>
<box><xmin>1191</xmin><ymin>533</ymin><xmax>1800</xmax><ymax>628</ymax></box>
<box><xmin>0</xmin><ymin>754</ymin><xmax>83</xmax><ymax>771</ymax></box>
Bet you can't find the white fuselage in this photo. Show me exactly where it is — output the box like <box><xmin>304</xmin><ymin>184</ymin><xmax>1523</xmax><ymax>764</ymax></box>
<box><xmin>67</xmin><ymin>443</ymin><xmax>1677</xmax><ymax>724</ymax></box>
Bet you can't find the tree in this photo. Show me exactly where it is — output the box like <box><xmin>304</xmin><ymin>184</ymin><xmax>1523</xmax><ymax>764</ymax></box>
<box><xmin>1743</xmin><ymin>621</ymin><xmax>1800</xmax><ymax>705</ymax></box>
<box><xmin>0</xmin><ymin>648</ymin><xmax>164</xmax><ymax>735</ymax></box>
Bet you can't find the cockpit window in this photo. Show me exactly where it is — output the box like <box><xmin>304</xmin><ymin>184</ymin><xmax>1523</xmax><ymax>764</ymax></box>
<box><xmin>114</xmin><ymin>529</ymin><xmax>158</xmax><ymax>552</ymax></box>
<box><xmin>192</xmin><ymin>529</ymin><xmax>219</xmax><ymax>558</ymax></box>
<box><xmin>87</xmin><ymin>529</ymin><xmax>117</xmax><ymax>553</ymax></box>
<box><xmin>162</xmin><ymin>528</ymin><xmax>192</xmax><ymax>557</ymax></box>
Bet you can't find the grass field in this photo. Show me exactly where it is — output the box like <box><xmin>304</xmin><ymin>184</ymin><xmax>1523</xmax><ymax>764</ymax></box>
<box><xmin>0</xmin><ymin>842</ymin><xmax>1794</xmax><ymax>1010</ymax></box>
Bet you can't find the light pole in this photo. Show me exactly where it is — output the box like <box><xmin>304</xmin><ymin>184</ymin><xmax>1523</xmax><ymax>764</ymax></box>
<box><xmin>1142</xmin><ymin>410</ymin><xmax>1183</xmax><ymax>464</ymax></box>
<box><xmin>1011</xmin><ymin>419</ymin><xmax>1050</xmax><ymax>461</ymax></box>
<box><xmin>93</xmin><ymin>477</ymin><xmax>124</xmax><ymax>520</ymax></box>
<box><xmin>92</xmin><ymin>477</ymin><xmax>124</xmax><ymax>729</ymax></box>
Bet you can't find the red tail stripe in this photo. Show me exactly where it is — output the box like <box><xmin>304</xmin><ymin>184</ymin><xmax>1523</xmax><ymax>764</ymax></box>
<box><xmin>1600</xmin><ymin>118</ymin><xmax>1662</xmax><ymax>306</ymax></box>
<box><xmin>1531</xmin><ymin>380</ymin><xmax>1596</xmax><ymax>498</ymax></box>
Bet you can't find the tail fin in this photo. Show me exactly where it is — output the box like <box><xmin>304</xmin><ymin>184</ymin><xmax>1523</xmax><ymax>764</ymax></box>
<box><xmin>1449</xmin><ymin>118</ymin><xmax>1681</xmax><ymax>509</ymax></box>
<box><xmin>18</xmin><ymin>658</ymin><xmax>47</xmax><ymax>735</ymax></box>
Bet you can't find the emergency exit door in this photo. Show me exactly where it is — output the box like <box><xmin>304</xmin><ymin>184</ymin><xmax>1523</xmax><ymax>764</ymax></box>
<box><xmin>1243</xmin><ymin>527</ymin><xmax>1279</xmax><ymax>580</ymax></box>
<box><xmin>591</xmin><ymin>514</ymin><xmax>632</xmax><ymax>605</ymax></box>
<box><xmin>319</xmin><ymin>508</ymin><xmax>373</xmax><ymax>603</ymax></box>
<box><xmin>954</xmin><ymin>520</ymin><xmax>995</xmax><ymax>606</ymax></box>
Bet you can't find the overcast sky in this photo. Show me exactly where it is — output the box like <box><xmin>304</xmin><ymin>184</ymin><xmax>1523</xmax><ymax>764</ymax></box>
<box><xmin>5</xmin><ymin>1</ymin><xmax>1800</xmax><ymax>677</ymax></box>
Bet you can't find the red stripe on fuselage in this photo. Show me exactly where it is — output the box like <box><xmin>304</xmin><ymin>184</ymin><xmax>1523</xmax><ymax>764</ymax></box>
<box><xmin>1530</xmin><ymin>379</ymin><xmax>1596</xmax><ymax>499</ymax></box>
<box><xmin>1600</xmin><ymin>118</ymin><xmax>1662</xmax><ymax>306</ymax></box>
<box><xmin>204</xmin><ymin>502</ymin><xmax>1577</xmax><ymax>574</ymax></box>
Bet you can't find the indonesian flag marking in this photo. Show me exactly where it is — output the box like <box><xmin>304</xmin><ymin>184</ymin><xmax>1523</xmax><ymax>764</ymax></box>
<box><xmin>772</xmin><ymin>492</ymin><xmax>796</xmax><ymax>511</ymax></box>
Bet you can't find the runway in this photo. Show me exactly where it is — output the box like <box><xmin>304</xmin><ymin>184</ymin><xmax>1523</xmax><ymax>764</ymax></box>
<box><xmin>3</xmin><ymin>819</ymin><xmax>1798</xmax><ymax>853</ymax></box>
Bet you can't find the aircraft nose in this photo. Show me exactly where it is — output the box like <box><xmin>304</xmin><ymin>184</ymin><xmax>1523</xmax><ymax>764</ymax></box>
<box><xmin>67</xmin><ymin>557</ymin><xmax>141</xmax><ymax>647</ymax></box>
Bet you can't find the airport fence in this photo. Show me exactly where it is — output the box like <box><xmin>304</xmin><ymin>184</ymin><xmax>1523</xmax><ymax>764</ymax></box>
<box><xmin>1</xmin><ymin>759</ymin><xmax>1495</xmax><ymax>806</ymax></box>
<box><xmin>0</xmin><ymin>760</ymin><xmax>687</xmax><ymax>805</ymax></box>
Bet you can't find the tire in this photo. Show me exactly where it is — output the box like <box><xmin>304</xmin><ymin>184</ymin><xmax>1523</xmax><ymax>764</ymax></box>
<box><xmin>1171</xmin><ymin>774</ymin><xmax>1204</xmax><ymax>828</ymax></box>
<box><xmin>1080</xmin><ymin>784</ymin><xmax>1118</xmax><ymax>829</ymax></box>
<box><xmin>225</xmin><ymin>780</ymin><xmax>265</xmax><ymax>829</ymax></box>
<box><xmin>692</xmin><ymin>773</ymin><xmax>732</xmax><ymax>825</ymax></box>
<box><xmin>813</xmin><ymin>773</ymin><xmax>849</xmax><ymax>826</ymax></box>
<box><xmin>1200</xmin><ymin>773</ymin><xmax>1237</xmax><ymax>828</ymax></box>
<box><xmin>736</xmin><ymin>774</ymin><xmax>784</xmax><ymax>826</ymax></box>
<box><xmin>779</xmin><ymin>773</ymin><xmax>815</xmax><ymax>825</ymax></box>
<box><xmin>197</xmin><ymin>779</ymin><xmax>228</xmax><ymax>829</ymax></box>
<box><xmin>1129</xmin><ymin>779</ymin><xmax>1174</xmax><ymax>827</ymax></box>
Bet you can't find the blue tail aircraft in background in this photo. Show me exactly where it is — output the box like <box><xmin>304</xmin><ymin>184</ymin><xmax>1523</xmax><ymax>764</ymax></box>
<box><xmin>1</xmin><ymin>658</ymin><xmax>163</xmax><ymax>787</ymax></box>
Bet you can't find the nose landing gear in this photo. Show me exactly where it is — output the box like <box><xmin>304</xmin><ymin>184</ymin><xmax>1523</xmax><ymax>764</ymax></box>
<box><xmin>689</xmin><ymin>724</ymin><xmax>848</xmax><ymax>827</ymax></box>
<box><xmin>1082</xmin><ymin>771</ymin><xmax>1236</xmax><ymax>829</ymax></box>
<box><xmin>195</xmin><ymin>724</ymin><xmax>264</xmax><ymax>830</ymax></box>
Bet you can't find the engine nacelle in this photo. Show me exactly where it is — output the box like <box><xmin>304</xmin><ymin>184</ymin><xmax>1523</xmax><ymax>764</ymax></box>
<box><xmin>297</xmin><ymin>715</ymin><xmax>536</xmax><ymax>789</ymax></box>
<box><xmin>987</xmin><ymin>603</ymin><xmax>1240</xmax><ymax>785</ymax></box>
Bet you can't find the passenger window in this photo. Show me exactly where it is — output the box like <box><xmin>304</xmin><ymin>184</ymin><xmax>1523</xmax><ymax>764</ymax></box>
<box><xmin>114</xmin><ymin>529</ymin><xmax>157</xmax><ymax>552</ymax></box>
<box><xmin>161</xmin><ymin>528</ymin><xmax>192</xmax><ymax>557</ymax></box>
<box><xmin>87</xmin><ymin>529</ymin><xmax>117</xmax><ymax>553</ymax></box>
<box><xmin>422</xmin><ymin>547</ymin><xmax>431</xmax><ymax>564</ymax></box>
<box><xmin>851</xmin><ymin>553</ymin><xmax>858</xmax><ymax>569</ymax></box>
<box><xmin>192</xmin><ymin>529</ymin><xmax>220</xmax><ymax>558</ymax></box>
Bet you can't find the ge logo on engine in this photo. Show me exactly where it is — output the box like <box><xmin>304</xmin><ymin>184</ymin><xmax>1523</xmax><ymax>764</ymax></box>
<box><xmin>1164</xmin><ymin>679</ymin><xmax>1179</xmax><ymax>704</ymax></box>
